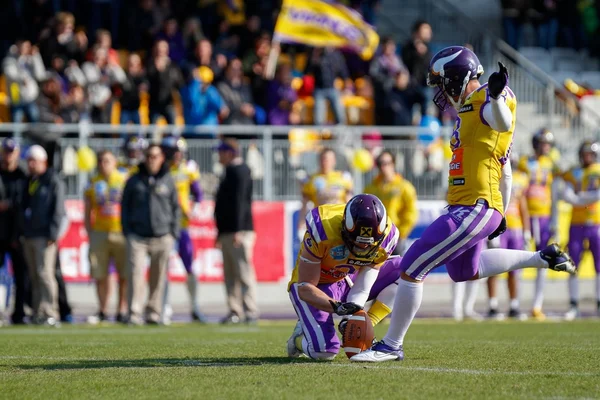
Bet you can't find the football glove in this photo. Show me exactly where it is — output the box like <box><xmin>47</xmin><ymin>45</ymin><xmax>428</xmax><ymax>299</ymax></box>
<box><xmin>329</xmin><ymin>300</ymin><xmax>363</xmax><ymax>316</ymax></box>
<box><xmin>488</xmin><ymin>62</ymin><xmax>509</xmax><ymax>99</ymax></box>
<box><xmin>488</xmin><ymin>217</ymin><xmax>507</xmax><ymax>241</ymax></box>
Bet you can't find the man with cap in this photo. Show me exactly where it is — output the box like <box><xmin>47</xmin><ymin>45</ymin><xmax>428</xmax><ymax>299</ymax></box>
<box><xmin>20</xmin><ymin>144</ymin><xmax>66</xmax><ymax>326</ymax></box>
<box><xmin>121</xmin><ymin>144</ymin><xmax>180</xmax><ymax>325</ymax></box>
<box><xmin>214</xmin><ymin>138</ymin><xmax>258</xmax><ymax>324</ymax></box>
<box><xmin>0</xmin><ymin>138</ymin><xmax>29</xmax><ymax>324</ymax></box>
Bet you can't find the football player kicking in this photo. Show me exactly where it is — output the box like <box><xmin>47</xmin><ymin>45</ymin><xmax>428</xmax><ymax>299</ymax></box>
<box><xmin>351</xmin><ymin>46</ymin><xmax>576</xmax><ymax>363</ymax></box>
<box><xmin>287</xmin><ymin>194</ymin><xmax>400</xmax><ymax>360</ymax></box>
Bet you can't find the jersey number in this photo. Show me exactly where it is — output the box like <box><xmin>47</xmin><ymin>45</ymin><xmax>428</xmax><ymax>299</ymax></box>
<box><xmin>450</xmin><ymin>117</ymin><xmax>462</xmax><ymax>151</ymax></box>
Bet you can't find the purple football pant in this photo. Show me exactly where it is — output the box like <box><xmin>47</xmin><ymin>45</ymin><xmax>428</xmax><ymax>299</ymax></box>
<box><xmin>178</xmin><ymin>229</ymin><xmax>194</xmax><ymax>274</ymax></box>
<box><xmin>530</xmin><ymin>216</ymin><xmax>551</xmax><ymax>251</ymax></box>
<box><xmin>288</xmin><ymin>256</ymin><xmax>402</xmax><ymax>357</ymax></box>
<box><xmin>500</xmin><ymin>228</ymin><xmax>525</xmax><ymax>277</ymax></box>
<box><xmin>568</xmin><ymin>224</ymin><xmax>600</xmax><ymax>273</ymax></box>
<box><xmin>400</xmin><ymin>200</ymin><xmax>503</xmax><ymax>282</ymax></box>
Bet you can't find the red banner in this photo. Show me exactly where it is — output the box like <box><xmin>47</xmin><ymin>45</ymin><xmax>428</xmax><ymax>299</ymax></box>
<box><xmin>58</xmin><ymin>200</ymin><xmax>286</xmax><ymax>283</ymax></box>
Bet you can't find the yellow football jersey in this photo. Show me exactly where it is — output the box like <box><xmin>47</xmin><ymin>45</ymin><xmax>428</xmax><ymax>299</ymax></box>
<box><xmin>364</xmin><ymin>174</ymin><xmax>418</xmax><ymax>239</ymax></box>
<box><xmin>505</xmin><ymin>170</ymin><xmax>529</xmax><ymax>229</ymax></box>
<box><xmin>302</xmin><ymin>171</ymin><xmax>353</xmax><ymax>207</ymax></box>
<box><xmin>446</xmin><ymin>85</ymin><xmax>517</xmax><ymax>213</ymax></box>
<box><xmin>117</xmin><ymin>161</ymin><xmax>138</xmax><ymax>177</ymax></box>
<box><xmin>518</xmin><ymin>154</ymin><xmax>561</xmax><ymax>217</ymax></box>
<box><xmin>84</xmin><ymin>170</ymin><xmax>127</xmax><ymax>233</ymax></box>
<box><xmin>170</xmin><ymin>161</ymin><xmax>202</xmax><ymax>228</ymax></box>
<box><xmin>288</xmin><ymin>203</ymin><xmax>399</xmax><ymax>290</ymax></box>
<box><xmin>563</xmin><ymin>163</ymin><xmax>600</xmax><ymax>225</ymax></box>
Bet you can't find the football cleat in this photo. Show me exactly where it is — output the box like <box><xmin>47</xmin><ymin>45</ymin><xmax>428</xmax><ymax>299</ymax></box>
<box><xmin>564</xmin><ymin>306</ymin><xmax>579</xmax><ymax>321</ymax></box>
<box><xmin>540</xmin><ymin>244</ymin><xmax>576</xmax><ymax>275</ymax></box>
<box><xmin>531</xmin><ymin>307</ymin><xmax>546</xmax><ymax>321</ymax></box>
<box><xmin>508</xmin><ymin>308</ymin><xmax>526</xmax><ymax>320</ymax></box>
<box><xmin>350</xmin><ymin>340</ymin><xmax>404</xmax><ymax>362</ymax></box>
<box><xmin>287</xmin><ymin>320</ymin><xmax>304</xmax><ymax>358</ymax></box>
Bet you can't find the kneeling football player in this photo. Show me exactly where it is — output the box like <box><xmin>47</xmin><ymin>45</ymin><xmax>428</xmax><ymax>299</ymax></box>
<box><xmin>287</xmin><ymin>194</ymin><xmax>400</xmax><ymax>360</ymax></box>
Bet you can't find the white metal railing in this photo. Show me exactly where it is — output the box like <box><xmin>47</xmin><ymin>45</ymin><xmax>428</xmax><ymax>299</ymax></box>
<box><xmin>0</xmin><ymin>123</ymin><xmax>453</xmax><ymax>201</ymax></box>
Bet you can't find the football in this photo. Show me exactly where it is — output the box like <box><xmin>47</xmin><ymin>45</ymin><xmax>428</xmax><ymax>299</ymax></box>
<box><xmin>342</xmin><ymin>310</ymin><xmax>375</xmax><ymax>358</ymax></box>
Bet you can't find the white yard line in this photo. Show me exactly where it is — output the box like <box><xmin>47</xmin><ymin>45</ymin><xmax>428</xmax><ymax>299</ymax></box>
<box><xmin>320</xmin><ymin>363</ymin><xmax>600</xmax><ymax>377</ymax></box>
<box><xmin>0</xmin><ymin>355</ymin><xmax>598</xmax><ymax>377</ymax></box>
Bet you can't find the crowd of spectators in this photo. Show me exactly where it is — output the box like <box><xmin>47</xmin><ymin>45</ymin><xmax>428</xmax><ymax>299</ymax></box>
<box><xmin>0</xmin><ymin>0</ymin><xmax>438</xmax><ymax>132</ymax></box>
<box><xmin>500</xmin><ymin>0</ymin><xmax>600</xmax><ymax>55</ymax></box>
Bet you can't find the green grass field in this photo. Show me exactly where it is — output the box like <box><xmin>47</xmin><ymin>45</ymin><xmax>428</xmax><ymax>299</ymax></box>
<box><xmin>1</xmin><ymin>320</ymin><xmax>599</xmax><ymax>399</ymax></box>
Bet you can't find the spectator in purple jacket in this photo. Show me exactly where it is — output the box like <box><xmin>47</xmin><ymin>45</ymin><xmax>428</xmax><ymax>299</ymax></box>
<box><xmin>155</xmin><ymin>16</ymin><xmax>186</xmax><ymax>65</ymax></box>
<box><xmin>267</xmin><ymin>63</ymin><xmax>299</xmax><ymax>125</ymax></box>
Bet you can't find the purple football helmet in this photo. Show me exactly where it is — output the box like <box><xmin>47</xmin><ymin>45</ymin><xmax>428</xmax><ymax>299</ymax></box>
<box><xmin>427</xmin><ymin>46</ymin><xmax>484</xmax><ymax>111</ymax></box>
<box><xmin>341</xmin><ymin>194</ymin><xmax>388</xmax><ymax>259</ymax></box>
<box><xmin>123</xmin><ymin>135</ymin><xmax>148</xmax><ymax>165</ymax></box>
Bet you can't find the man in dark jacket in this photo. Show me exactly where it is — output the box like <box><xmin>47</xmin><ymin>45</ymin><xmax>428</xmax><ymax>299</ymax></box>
<box><xmin>0</xmin><ymin>138</ymin><xmax>30</xmax><ymax>324</ymax></box>
<box><xmin>215</xmin><ymin>138</ymin><xmax>258</xmax><ymax>324</ymax></box>
<box><xmin>121</xmin><ymin>144</ymin><xmax>180</xmax><ymax>325</ymax></box>
<box><xmin>21</xmin><ymin>145</ymin><xmax>65</xmax><ymax>326</ymax></box>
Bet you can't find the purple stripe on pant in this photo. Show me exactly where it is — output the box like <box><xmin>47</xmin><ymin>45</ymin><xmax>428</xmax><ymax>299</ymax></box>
<box><xmin>288</xmin><ymin>256</ymin><xmax>403</xmax><ymax>357</ymax></box>
<box><xmin>401</xmin><ymin>201</ymin><xmax>502</xmax><ymax>282</ymax></box>
<box><xmin>178</xmin><ymin>229</ymin><xmax>194</xmax><ymax>274</ymax></box>
<box><xmin>499</xmin><ymin>228</ymin><xmax>525</xmax><ymax>277</ymax></box>
<box><xmin>499</xmin><ymin>228</ymin><xmax>525</xmax><ymax>250</ymax></box>
<box><xmin>530</xmin><ymin>216</ymin><xmax>551</xmax><ymax>250</ymax></box>
<box><xmin>568</xmin><ymin>224</ymin><xmax>600</xmax><ymax>273</ymax></box>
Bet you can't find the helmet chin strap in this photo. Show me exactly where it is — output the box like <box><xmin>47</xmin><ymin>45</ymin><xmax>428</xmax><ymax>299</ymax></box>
<box><xmin>447</xmin><ymin>71</ymin><xmax>472</xmax><ymax>111</ymax></box>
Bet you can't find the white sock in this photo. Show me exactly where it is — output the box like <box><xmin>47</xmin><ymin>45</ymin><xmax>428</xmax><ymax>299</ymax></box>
<box><xmin>510</xmin><ymin>298</ymin><xmax>519</xmax><ymax>310</ymax></box>
<box><xmin>375</xmin><ymin>282</ymin><xmax>398</xmax><ymax>309</ymax></box>
<box><xmin>464</xmin><ymin>280</ymin><xmax>479</xmax><ymax>315</ymax></box>
<box><xmin>452</xmin><ymin>282</ymin><xmax>466</xmax><ymax>318</ymax></box>
<box><xmin>596</xmin><ymin>274</ymin><xmax>600</xmax><ymax>303</ymax></box>
<box><xmin>568</xmin><ymin>275</ymin><xmax>579</xmax><ymax>305</ymax></box>
<box><xmin>532</xmin><ymin>268</ymin><xmax>547</xmax><ymax>310</ymax></box>
<box><xmin>477</xmin><ymin>249</ymin><xmax>547</xmax><ymax>279</ymax></box>
<box><xmin>382</xmin><ymin>279</ymin><xmax>423</xmax><ymax>349</ymax></box>
<box><xmin>186</xmin><ymin>273</ymin><xmax>200</xmax><ymax>314</ymax></box>
<box><xmin>489</xmin><ymin>296</ymin><xmax>498</xmax><ymax>310</ymax></box>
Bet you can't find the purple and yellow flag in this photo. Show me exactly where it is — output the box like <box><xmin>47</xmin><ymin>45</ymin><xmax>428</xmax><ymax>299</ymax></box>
<box><xmin>274</xmin><ymin>0</ymin><xmax>379</xmax><ymax>60</ymax></box>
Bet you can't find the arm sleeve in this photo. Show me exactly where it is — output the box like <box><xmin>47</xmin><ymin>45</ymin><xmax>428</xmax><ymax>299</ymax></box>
<box><xmin>3</xmin><ymin>57</ymin><xmax>21</xmax><ymax>82</ymax></box>
<box><xmin>301</xmin><ymin>231</ymin><xmax>325</xmax><ymax>259</ymax></box>
<box><xmin>228</xmin><ymin>167</ymin><xmax>247</xmax><ymax>232</ymax></box>
<box><xmin>171</xmin><ymin>179</ymin><xmax>181</xmax><ymax>239</ymax></box>
<box><xmin>346</xmin><ymin>267</ymin><xmax>380</xmax><ymax>307</ymax></box>
<box><xmin>32</xmin><ymin>52</ymin><xmax>47</xmax><ymax>81</ymax></box>
<box><xmin>560</xmin><ymin>185</ymin><xmax>600</xmax><ymax>206</ymax></box>
<box><xmin>499</xmin><ymin>161</ymin><xmax>513</xmax><ymax>214</ymax></box>
<box><xmin>482</xmin><ymin>96</ymin><xmax>513</xmax><ymax>132</ymax></box>
<box><xmin>120</xmin><ymin>179</ymin><xmax>132</xmax><ymax>236</ymax></box>
<box><xmin>190</xmin><ymin>180</ymin><xmax>203</xmax><ymax>203</ymax></box>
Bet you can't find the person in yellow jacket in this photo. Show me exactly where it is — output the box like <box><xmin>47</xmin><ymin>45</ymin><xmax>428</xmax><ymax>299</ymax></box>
<box><xmin>84</xmin><ymin>150</ymin><xmax>128</xmax><ymax>324</ymax></box>
<box><xmin>364</xmin><ymin>150</ymin><xmax>418</xmax><ymax>255</ymax></box>
<box><xmin>298</xmin><ymin>148</ymin><xmax>353</xmax><ymax>236</ymax></box>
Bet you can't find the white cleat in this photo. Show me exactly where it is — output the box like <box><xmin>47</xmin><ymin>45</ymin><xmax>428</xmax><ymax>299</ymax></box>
<box><xmin>287</xmin><ymin>320</ymin><xmax>304</xmax><ymax>358</ymax></box>
<box><xmin>350</xmin><ymin>341</ymin><xmax>404</xmax><ymax>362</ymax></box>
<box><xmin>564</xmin><ymin>307</ymin><xmax>579</xmax><ymax>321</ymax></box>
